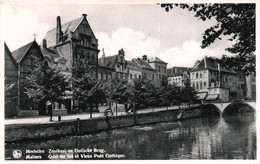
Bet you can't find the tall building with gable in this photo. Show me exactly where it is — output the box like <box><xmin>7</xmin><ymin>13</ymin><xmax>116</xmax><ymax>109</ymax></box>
<box><xmin>43</xmin><ymin>14</ymin><xmax>99</xmax><ymax>76</ymax></box>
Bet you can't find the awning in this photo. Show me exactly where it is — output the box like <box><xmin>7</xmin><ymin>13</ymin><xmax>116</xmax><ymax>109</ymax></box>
<box><xmin>196</xmin><ymin>93</ymin><xmax>207</xmax><ymax>100</ymax></box>
<box><xmin>206</xmin><ymin>94</ymin><xmax>219</xmax><ymax>101</ymax></box>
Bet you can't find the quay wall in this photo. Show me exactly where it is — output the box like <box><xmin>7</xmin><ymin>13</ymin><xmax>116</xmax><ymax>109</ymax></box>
<box><xmin>5</xmin><ymin>106</ymin><xmax>202</xmax><ymax>143</ymax></box>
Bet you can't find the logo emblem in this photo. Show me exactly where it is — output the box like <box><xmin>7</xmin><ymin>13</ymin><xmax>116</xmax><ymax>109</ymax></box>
<box><xmin>13</xmin><ymin>149</ymin><xmax>22</xmax><ymax>159</ymax></box>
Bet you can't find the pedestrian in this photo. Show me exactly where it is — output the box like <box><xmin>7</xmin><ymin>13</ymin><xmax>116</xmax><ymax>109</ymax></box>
<box><xmin>47</xmin><ymin>101</ymin><xmax>53</xmax><ymax>121</ymax></box>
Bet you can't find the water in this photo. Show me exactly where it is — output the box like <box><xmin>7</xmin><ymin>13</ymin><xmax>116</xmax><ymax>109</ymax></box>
<box><xmin>5</xmin><ymin>113</ymin><xmax>256</xmax><ymax>160</ymax></box>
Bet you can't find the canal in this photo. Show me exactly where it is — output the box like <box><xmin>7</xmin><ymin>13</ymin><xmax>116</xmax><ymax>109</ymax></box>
<box><xmin>5</xmin><ymin>113</ymin><xmax>255</xmax><ymax>160</ymax></box>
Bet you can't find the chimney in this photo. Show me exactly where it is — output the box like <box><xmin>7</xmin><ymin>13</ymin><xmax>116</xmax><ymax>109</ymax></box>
<box><xmin>42</xmin><ymin>39</ymin><xmax>47</xmax><ymax>49</ymax></box>
<box><xmin>101</xmin><ymin>48</ymin><xmax>105</xmax><ymax>64</ymax></box>
<box><xmin>56</xmin><ymin>16</ymin><xmax>62</xmax><ymax>44</ymax></box>
<box><xmin>142</xmin><ymin>55</ymin><xmax>147</xmax><ymax>60</ymax></box>
<box><xmin>82</xmin><ymin>13</ymin><xmax>87</xmax><ymax>18</ymax></box>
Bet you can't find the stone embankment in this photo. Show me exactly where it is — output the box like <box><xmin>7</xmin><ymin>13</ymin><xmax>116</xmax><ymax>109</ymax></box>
<box><xmin>5</xmin><ymin>106</ymin><xmax>202</xmax><ymax>143</ymax></box>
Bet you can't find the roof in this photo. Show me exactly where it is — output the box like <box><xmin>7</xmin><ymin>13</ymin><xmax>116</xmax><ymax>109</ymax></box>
<box><xmin>149</xmin><ymin>57</ymin><xmax>167</xmax><ymax>64</ymax></box>
<box><xmin>102</xmin><ymin>55</ymin><xmax>117</xmax><ymax>68</ymax></box>
<box><xmin>43</xmin><ymin>17</ymin><xmax>83</xmax><ymax>48</ymax></box>
<box><xmin>131</xmin><ymin>58</ymin><xmax>155</xmax><ymax>71</ymax></box>
<box><xmin>128</xmin><ymin>60</ymin><xmax>142</xmax><ymax>71</ymax></box>
<box><xmin>4</xmin><ymin>42</ymin><xmax>17</xmax><ymax>67</ymax></box>
<box><xmin>12</xmin><ymin>41</ymin><xmax>38</xmax><ymax>64</ymax></box>
<box><xmin>191</xmin><ymin>56</ymin><xmax>236</xmax><ymax>74</ymax></box>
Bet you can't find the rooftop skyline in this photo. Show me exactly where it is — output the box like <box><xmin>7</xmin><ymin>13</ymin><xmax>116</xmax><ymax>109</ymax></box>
<box><xmin>2</xmin><ymin>2</ymin><xmax>236</xmax><ymax>68</ymax></box>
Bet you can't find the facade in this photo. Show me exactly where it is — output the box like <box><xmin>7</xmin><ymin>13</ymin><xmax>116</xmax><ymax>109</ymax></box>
<box><xmin>148</xmin><ymin>57</ymin><xmax>168</xmax><ymax>83</ymax></box>
<box><xmin>98</xmin><ymin>48</ymin><xmax>114</xmax><ymax>81</ymax></box>
<box><xmin>43</xmin><ymin>14</ymin><xmax>99</xmax><ymax>76</ymax></box>
<box><xmin>11</xmin><ymin>40</ymin><xmax>46</xmax><ymax>116</ymax></box>
<box><xmin>129</xmin><ymin>55</ymin><xmax>167</xmax><ymax>83</ymax></box>
<box><xmin>4</xmin><ymin>43</ymin><xmax>18</xmax><ymax>118</ymax></box>
<box><xmin>99</xmin><ymin>49</ymin><xmax>129</xmax><ymax>80</ymax></box>
<box><xmin>128</xmin><ymin>61</ymin><xmax>142</xmax><ymax>80</ymax></box>
<box><xmin>190</xmin><ymin>56</ymin><xmax>238</xmax><ymax>101</ymax></box>
<box><xmin>130</xmin><ymin>56</ymin><xmax>156</xmax><ymax>81</ymax></box>
<box><xmin>167</xmin><ymin>67</ymin><xmax>190</xmax><ymax>86</ymax></box>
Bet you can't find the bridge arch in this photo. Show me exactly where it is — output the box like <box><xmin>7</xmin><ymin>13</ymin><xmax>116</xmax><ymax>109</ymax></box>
<box><xmin>222</xmin><ymin>102</ymin><xmax>255</xmax><ymax>116</ymax></box>
<box><xmin>201</xmin><ymin>104</ymin><xmax>221</xmax><ymax>116</ymax></box>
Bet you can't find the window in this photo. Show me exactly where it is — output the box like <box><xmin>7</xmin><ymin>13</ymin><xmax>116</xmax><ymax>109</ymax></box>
<box><xmin>196</xmin><ymin>73</ymin><xmax>198</xmax><ymax>79</ymax></box>
<box><xmin>200</xmin><ymin>73</ymin><xmax>202</xmax><ymax>78</ymax></box>
<box><xmin>200</xmin><ymin>81</ymin><xmax>202</xmax><ymax>89</ymax></box>
<box><xmin>158</xmin><ymin>66</ymin><xmax>161</xmax><ymax>72</ymax></box>
<box><xmin>152</xmin><ymin>74</ymin><xmax>154</xmax><ymax>80</ymax></box>
<box><xmin>203</xmin><ymin>71</ymin><xmax>207</xmax><ymax>78</ymax></box>
<box><xmin>196</xmin><ymin>81</ymin><xmax>199</xmax><ymax>89</ymax></box>
<box><xmin>130</xmin><ymin>74</ymin><xmax>133</xmax><ymax>79</ymax></box>
<box><xmin>139</xmin><ymin>75</ymin><xmax>141</xmax><ymax>79</ymax></box>
<box><xmin>135</xmin><ymin>74</ymin><xmax>137</xmax><ymax>79</ymax></box>
<box><xmin>204</xmin><ymin>82</ymin><xmax>207</xmax><ymax>88</ymax></box>
<box><xmin>192</xmin><ymin>73</ymin><xmax>195</xmax><ymax>79</ymax></box>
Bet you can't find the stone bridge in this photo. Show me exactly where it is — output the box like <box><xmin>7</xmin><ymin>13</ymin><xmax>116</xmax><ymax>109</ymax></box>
<box><xmin>203</xmin><ymin>100</ymin><xmax>256</xmax><ymax>115</ymax></box>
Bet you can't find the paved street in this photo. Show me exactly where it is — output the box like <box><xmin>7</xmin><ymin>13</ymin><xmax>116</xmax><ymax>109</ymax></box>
<box><xmin>5</xmin><ymin>105</ymin><xmax>198</xmax><ymax>125</ymax></box>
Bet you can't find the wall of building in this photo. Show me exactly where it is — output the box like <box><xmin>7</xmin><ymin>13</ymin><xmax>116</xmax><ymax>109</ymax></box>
<box><xmin>149</xmin><ymin>62</ymin><xmax>167</xmax><ymax>82</ymax></box>
<box><xmin>5</xmin><ymin>106</ymin><xmax>203</xmax><ymax>143</ymax></box>
<box><xmin>190</xmin><ymin>70</ymin><xmax>209</xmax><ymax>91</ymax></box>
<box><xmin>18</xmin><ymin>46</ymin><xmax>44</xmax><ymax>114</ymax></box>
<box><xmin>129</xmin><ymin>68</ymin><xmax>142</xmax><ymax>80</ymax></box>
<box><xmin>5</xmin><ymin>48</ymin><xmax>18</xmax><ymax>118</ymax></box>
<box><xmin>168</xmin><ymin>75</ymin><xmax>183</xmax><ymax>86</ymax></box>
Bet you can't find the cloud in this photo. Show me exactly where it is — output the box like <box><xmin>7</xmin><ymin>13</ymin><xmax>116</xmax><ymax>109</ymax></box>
<box><xmin>96</xmin><ymin>27</ymin><xmax>161</xmax><ymax>61</ymax></box>
<box><xmin>2</xmin><ymin>6</ymin><xmax>50</xmax><ymax>51</ymax></box>
<box><xmin>96</xmin><ymin>28</ymin><xmax>229</xmax><ymax>68</ymax></box>
<box><xmin>158</xmin><ymin>40</ymin><xmax>235</xmax><ymax>68</ymax></box>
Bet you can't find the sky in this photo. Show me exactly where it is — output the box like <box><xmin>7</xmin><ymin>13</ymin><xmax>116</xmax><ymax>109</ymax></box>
<box><xmin>1</xmin><ymin>2</ymin><xmax>236</xmax><ymax>68</ymax></box>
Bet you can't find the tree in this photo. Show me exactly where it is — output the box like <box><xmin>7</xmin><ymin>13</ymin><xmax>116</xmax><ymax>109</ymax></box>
<box><xmin>25</xmin><ymin>57</ymin><xmax>69</xmax><ymax>110</ymax></box>
<box><xmin>161</xmin><ymin>3</ymin><xmax>255</xmax><ymax>75</ymax></box>
<box><xmin>71</xmin><ymin>57</ymin><xmax>106</xmax><ymax>117</ymax></box>
<box><xmin>180</xmin><ymin>79</ymin><xmax>197</xmax><ymax>104</ymax></box>
<box><xmin>104</xmin><ymin>75</ymin><xmax>129</xmax><ymax>115</ymax></box>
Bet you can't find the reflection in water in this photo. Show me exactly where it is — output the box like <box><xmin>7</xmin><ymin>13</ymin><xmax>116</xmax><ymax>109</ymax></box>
<box><xmin>5</xmin><ymin>114</ymin><xmax>256</xmax><ymax>160</ymax></box>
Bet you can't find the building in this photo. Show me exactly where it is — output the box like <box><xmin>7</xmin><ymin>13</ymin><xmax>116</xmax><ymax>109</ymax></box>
<box><xmin>43</xmin><ymin>14</ymin><xmax>99</xmax><ymax>75</ymax></box>
<box><xmin>190</xmin><ymin>56</ymin><xmax>238</xmax><ymax>102</ymax></box>
<box><xmin>148</xmin><ymin>57</ymin><xmax>168</xmax><ymax>82</ymax></box>
<box><xmin>129</xmin><ymin>55</ymin><xmax>167</xmax><ymax>83</ymax></box>
<box><xmin>11</xmin><ymin>40</ymin><xmax>46</xmax><ymax>116</ymax></box>
<box><xmin>128</xmin><ymin>60</ymin><xmax>142</xmax><ymax>80</ymax></box>
<box><xmin>98</xmin><ymin>49</ymin><xmax>129</xmax><ymax>80</ymax></box>
<box><xmin>4</xmin><ymin>43</ymin><xmax>18</xmax><ymax>118</ymax></box>
<box><xmin>167</xmin><ymin>67</ymin><xmax>190</xmax><ymax>86</ymax></box>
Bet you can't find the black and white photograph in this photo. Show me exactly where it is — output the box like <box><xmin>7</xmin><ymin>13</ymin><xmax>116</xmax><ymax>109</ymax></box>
<box><xmin>1</xmin><ymin>0</ymin><xmax>258</xmax><ymax>162</ymax></box>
